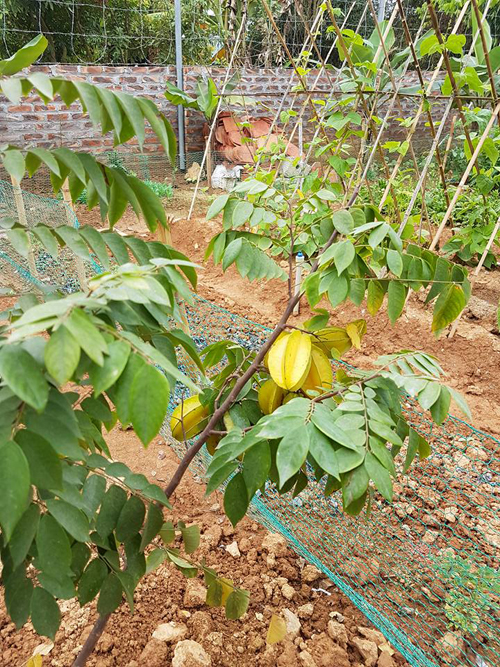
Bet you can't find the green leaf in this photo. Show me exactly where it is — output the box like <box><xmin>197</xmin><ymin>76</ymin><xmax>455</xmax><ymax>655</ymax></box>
<box><xmin>333</xmin><ymin>240</ymin><xmax>355</xmax><ymax>275</ymax></box>
<box><xmin>15</xmin><ymin>430</ymin><xmax>62</xmax><ymax>490</ymax></box>
<box><xmin>342</xmin><ymin>464</ymin><xmax>369</xmax><ymax>507</ymax></box>
<box><xmin>97</xmin><ymin>573</ymin><xmax>123</xmax><ymax>615</ymax></box>
<box><xmin>37</xmin><ymin>571</ymin><xmax>76</xmax><ymax>600</ymax></box>
<box><xmin>276</xmin><ymin>425</ymin><xmax>310</xmax><ymax>486</ymax></box>
<box><xmin>30</xmin><ymin>587</ymin><xmax>60</xmax><ymax>640</ymax></box>
<box><xmin>160</xmin><ymin>521</ymin><xmax>175</xmax><ymax>545</ymax></box>
<box><xmin>0</xmin><ymin>345</ymin><xmax>49</xmax><ymax>411</ymax></box>
<box><xmin>224</xmin><ymin>473</ymin><xmax>249</xmax><ymax>527</ymax></box>
<box><xmin>448</xmin><ymin>386</ymin><xmax>471</xmax><ymax>420</ymax></box>
<box><xmin>139</xmin><ymin>503</ymin><xmax>164</xmax><ymax>552</ymax></box>
<box><xmin>115</xmin><ymin>496</ymin><xmax>146</xmax><ymax>542</ymax></box>
<box><xmin>429</xmin><ymin>386</ymin><xmax>451</xmax><ymax>425</ymax></box>
<box><xmin>387</xmin><ymin>281</ymin><xmax>406</xmax><ymax>324</ymax></box>
<box><xmin>205</xmin><ymin>461</ymin><xmax>239</xmax><ymax>496</ymax></box>
<box><xmin>6</xmin><ymin>228</ymin><xmax>30</xmax><ymax>258</ymax></box>
<box><xmin>326</xmin><ymin>272</ymin><xmax>348</xmax><ymax>308</ymax></box>
<box><xmin>145</xmin><ymin>548</ymin><xmax>167</xmax><ymax>574</ymax></box>
<box><xmin>432</xmin><ymin>285</ymin><xmax>466</xmax><ymax>335</ymax></box>
<box><xmin>417</xmin><ymin>382</ymin><xmax>441</xmax><ymax>411</ymax></box>
<box><xmin>232</xmin><ymin>201</ymin><xmax>254</xmax><ymax>227</ymax></box>
<box><xmin>65</xmin><ymin>309</ymin><xmax>108</xmax><ymax>366</ymax></box>
<box><xmin>28</xmin><ymin>225</ymin><xmax>58</xmax><ymax>260</ymax></box>
<box><xmin>222</xmin><ymin>238</ymin><xmax>243</xmax><ymax>270</ymax></box>
<box><xmin>166</xmin><ymin>551</ymin><xmax>198</xmax><ymax>577</ymax></box>
<box><xmin>309</xmin><ymin>426</ymin><xmax>339</xmax><ymax>479</ymax></box>
<box><xmin>332</xmin><ymin>210</ymin><xmax>354</xmax><ymax>234</ymax></box>
<box><xmin>36</xmin><ymin>513</ymin><xmax>72</xmax><ymax>575</ymax></box>
<box><xmin>89</xmin><ymin>340</ymin><xmax>130</xmax><ymax>397</ymax></box>
<box><xmin>225</xmin><ymin>588</ymin><xmax>250</xmax><ymax>620</ymax></box>
<box><xmin>78</xmin><ymin>558</ymin><xmax>108</xmax><ymax>605</ymax></box>
<box><xmin>130</xmin><ymin>361</ymin><xmax>170</xmax><ymax>447</ymax></box>
<box><xmin>207</xmin><ymin>194</ymin><xmax>229</xmax><ymax>220</ymax></box>
<box><xmin>44</xmin><ymin>325</ymin><xmax>80</xmax><ymax>385</ymax></box>
<box><xmin>404</xmin><ymin>428</ymin><xmax>429</xmax><ymax>472</ymax></box>
<box><xmin>311</xmin><ymin>404</ymin><xmax>359</xmax><ymax>450</ymax></box>
<box><xmin>178</xmin><ymin>523</ymin><xmax>200</xmax><ymax>555</ymax></box>
<box><xmin>367</xmin><ymin>280</ymin><xmax>385</xmax><ymax>316</ymax></box>
<box><xmin>96</xmin><ymin>484</ymin><xmax>127</xmax><ymax>537</ymax></box>
<box><xmin>0</xmin><ymin>441</ymin><xmax>30</xmax><ymax>541</ymax></box>
<box><xmin>336</xmin><ymin>446</ymin><xmax>365</xmax><ymax>473</ymax></box>
<box><xmin>3</xmin><ymin>149</ymin><xmax>25</xmax><ymax>183</ymax></box>
<box><xmin>386</xmin><ymin>249</ymin><xmax>403</xmax><ymax>277</ymax></box>
<box><xmin>8</xmin><ymin>504</ymin><xmax>40</xmax><ymax>569</ymax></box>
<box><xmin>0</xmin><ymin>35</ymin><xmax>48</xmax><ymax>75</ymax></box>
<box><xmin>420</xmin><ymin>34</ymin><xmax>440</xmax><ymax>57</ymax></box>
<box><xmin>242</xmin><ymin>440</ymin><xmax>271</xmax><ymax>500</ymax></box>
<box><xmin>46</xmin><ymin>499</ymin><xmax>90</xmax><ymax>543</ymax></box>
<box><xmin>5</xmin><ymin>566</ymin><xmax>33</xmax><ymax>628</ymax></box>
<box><xmin>82</xmin><ymin>474</ymin><xmax>107</xmax><ymax>518</ymax></box>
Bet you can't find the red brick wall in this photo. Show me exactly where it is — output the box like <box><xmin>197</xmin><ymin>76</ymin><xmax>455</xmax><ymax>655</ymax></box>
<box><xmin>0</xmin><ymin>64</ymin><xmax>446</xmax><ymax>158</ymax></box>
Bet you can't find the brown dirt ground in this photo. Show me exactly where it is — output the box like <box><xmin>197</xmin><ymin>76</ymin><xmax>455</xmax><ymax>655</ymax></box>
<box><xmin>2</xmin><ymin>186</ymin><xmax>499</xmax><ymax>666</ymax></box>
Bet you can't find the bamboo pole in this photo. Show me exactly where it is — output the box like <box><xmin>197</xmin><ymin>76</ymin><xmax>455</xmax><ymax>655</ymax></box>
<box><xmin>448</xmin><ymin>219</ymin><xmax>500</xmax><ymax>338</ymax></box>
<box><xmin>10</xmin><ymin>176</ymin><xmax>38</xmax><ymax>279</ymax></box>
<box><xmin>61</xmin><ymin>180</ymin><xmax>88</xmax><ymax>290</ymax></box>
<box><xmin>441</xmin><ymin>114</ymin><xmax>458</xmax><ymax>174</ymax></box>
<box><xmin>205</xmin><ymin>137</ymin><xmax>213</xmax><ymax>193</ymax></box>
<box><xmin>430</xmin><ymin>101</ymin><xmax>500</xmax><ymax>250</ymax></box>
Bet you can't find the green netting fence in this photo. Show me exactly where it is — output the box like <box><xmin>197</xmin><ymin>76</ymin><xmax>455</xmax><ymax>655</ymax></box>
<box><xmin>0</xmin><ymin>183</ymin><xmax>498</xmax><ymax>667</ymax></box>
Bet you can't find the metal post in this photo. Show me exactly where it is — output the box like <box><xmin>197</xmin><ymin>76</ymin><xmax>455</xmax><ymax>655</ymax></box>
<box><xmin>175</xmin><ymin>0</ymin><xmax>186</xmax><ymax>171</ymax></box>
<box><xmin>378</xmin><ymin>0</ymin><xmax>386</xmax><ymax>22</ymax></box>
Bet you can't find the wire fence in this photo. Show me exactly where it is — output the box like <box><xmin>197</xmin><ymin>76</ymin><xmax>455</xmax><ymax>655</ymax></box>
<box><xmin>2</xmin><ymin>0</ymin><xmax>500</xmax><ymax>67</ymax></box>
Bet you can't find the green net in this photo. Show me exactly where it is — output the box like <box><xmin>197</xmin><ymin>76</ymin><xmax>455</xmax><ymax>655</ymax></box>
<box><xmin>0</xmin><ymin>179</ymin><xmax>98</xmax><ymax>294</ymax></box>
<box><xmin>0</xmin><ymin>183</ymin><xmax>498</xmax><ymax>667</ymax></box>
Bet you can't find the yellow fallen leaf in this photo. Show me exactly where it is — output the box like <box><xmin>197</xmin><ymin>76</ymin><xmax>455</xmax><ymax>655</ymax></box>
<box><xmin>266</xmin><ymin>613</ymin><xmax>287</xmax><ymax>645</ymax></box>
<box><xmin>27</xmin><ymin>656</ymin><xmax>42</xmax><ymax>667</ymax></box>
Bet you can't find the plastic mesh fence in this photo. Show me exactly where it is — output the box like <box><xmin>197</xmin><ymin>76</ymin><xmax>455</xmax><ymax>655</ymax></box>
<box><xmin>0</xmin><ymin>179</ymin><xmax>94</xmax><ymax>294</ymax></box>
<box><xmin>0</xmin><ymin>185</ymin><xmax>498</xmax><ymax>667</ymax></box>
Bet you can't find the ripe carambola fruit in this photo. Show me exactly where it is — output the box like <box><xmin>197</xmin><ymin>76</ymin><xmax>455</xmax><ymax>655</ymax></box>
<box><xmin>258</xmin><ymin>378</ymin><xmax>285</xmax><ymax>414</ymax></box>
<box><xmin>268</xmin><ymin>330</ymin><xmax>312</xmax><ymax>391</ymax></box>
<box><xmin>170</xmin><ymin>394</ymin><xmax>209</xmax><ymax>441</ymax></box>
<box><xmin>206</xmin><ymin>435</ymin><xmax>219</xmax><ymax>456</ymax></box>
<box><xmin>301</xmin><ymin>346</ymin><xmax>333</xmax><ymax>396</ymax></box>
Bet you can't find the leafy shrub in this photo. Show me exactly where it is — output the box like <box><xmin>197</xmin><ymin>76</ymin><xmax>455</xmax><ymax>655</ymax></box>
<box><xmin>142</xmin><ymin>180</ymin><xmax>174</xmax><ymax>199</ymax></box>
<box><xmin>433</xmin><ymin>553</ymin><xmax>500</xmax><ymax>636</ymax></box>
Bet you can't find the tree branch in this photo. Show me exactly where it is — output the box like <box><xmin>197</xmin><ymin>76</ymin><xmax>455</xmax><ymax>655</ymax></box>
<box><xmin>72</xmin><ymin>614</ymin><xmax>111</xmax><ymax>667</ymax></box>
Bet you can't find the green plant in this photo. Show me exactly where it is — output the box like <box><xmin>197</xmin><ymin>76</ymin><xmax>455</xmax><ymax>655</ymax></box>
<box><xmin>143</xmin><ymin>180</ymin><xmax>174</xmax><ymax>199</ymax></box>
<box><xmin>442</xmin><ymin>221</ymin><xmax>500</xmax><ymax>268</ymax></box>
<box><xmin>433</xmin><ymin>553</ymin><xmax>500</xmax><ymax>636</ymax></box>
<box><xmin>0</xmin><ymin>30</ymin><xmax>475</xmax><ymax>667</ymax></box>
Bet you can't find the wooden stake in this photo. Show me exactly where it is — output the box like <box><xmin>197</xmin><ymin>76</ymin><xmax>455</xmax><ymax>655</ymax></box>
<box><xmin>10</xmin><ymin>176</ymin><xmax>38</xmax><ymax>279</ymax></box>
<box><xmin>448</xmin><ymin>219</ymin><xmax>500</xmax><ymax>338</ymax></box>
<box><xmin>61</xmin><ymin>180</ymin><xmax>88</xmax><ymax>290</ymax></box>
<box><xmin>205</xmin><ymin>137</ymin><xmax>213</xmax><ymax>193</ymax></box>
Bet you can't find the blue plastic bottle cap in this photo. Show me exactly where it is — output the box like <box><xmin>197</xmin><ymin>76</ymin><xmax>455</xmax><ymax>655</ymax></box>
<box><xmin>297</xmin><ymin>252</ymin><xmax>304</xmax><ymax>259</ymax></box>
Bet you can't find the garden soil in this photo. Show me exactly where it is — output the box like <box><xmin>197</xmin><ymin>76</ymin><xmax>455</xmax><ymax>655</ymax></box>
<box><xmin>1</xmin><ymin>190</ymin><xmax>499</xmax><ymax>666</ymax></box>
